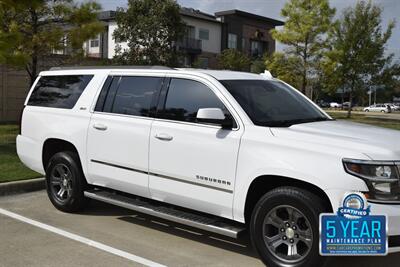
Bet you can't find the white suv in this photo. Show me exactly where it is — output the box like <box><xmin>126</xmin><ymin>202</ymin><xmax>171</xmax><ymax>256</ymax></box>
<box><xmin>17</xmin><ymin>67</ymin><xmax>400</xmax><ymax>267</ymax></box>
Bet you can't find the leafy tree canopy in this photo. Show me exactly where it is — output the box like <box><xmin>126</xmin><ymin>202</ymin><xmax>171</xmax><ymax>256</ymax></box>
<box><xmin>324</xmin><ymin>0</ymin><xmax>397</xmax><ymax>117</ymax></box>
<box><xmin>217</xmin><ymin>49</ymin><xmax>251</xmax><ymax>71</ymax></box>
<box><xmin>270</xmin><ymin>0</ymin><xmax>335</xmax><ymax>96</ymax></box>
<box><xmin>113</xmin><ymin>0</ymin><xmax>185</xmax><ymax>66</ymax></box>
<box><xmin>0</xmin><ymin>0</ymin><xmax>103</xmax><ymax>84</ymax></box>
<box><xmin>266</xmin><ymin>52</ymin><xmax>303</xmax><ymax>89</ymax></box>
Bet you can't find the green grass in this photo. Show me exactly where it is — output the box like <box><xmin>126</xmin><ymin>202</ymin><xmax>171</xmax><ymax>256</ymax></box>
<box><xmin>327</xmin><ymin>112</ymin><xmax>400</xmax><ymax>131</ymax></box>
<box><xmin>0</xmin><ymin>124</ymin><xmax>41</xmax><ymax>183</ymax></box>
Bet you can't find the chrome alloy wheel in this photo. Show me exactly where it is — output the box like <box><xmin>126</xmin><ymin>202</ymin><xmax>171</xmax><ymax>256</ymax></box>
<box><xmin>262</xmin><ymin>205</ymin><xmax>313</xmax><ymax>263</ymax></box>
<box><xmin>50</xmin><ymin>163</ymin><xmax>73</xmax><ymax>202</ymax></box>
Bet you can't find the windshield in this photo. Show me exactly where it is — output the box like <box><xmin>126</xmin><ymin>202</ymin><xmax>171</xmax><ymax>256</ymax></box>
<box><xmin>221</xmin><ymin>79</ymin><xmax>331</xmax><ymax>127</ymax></box>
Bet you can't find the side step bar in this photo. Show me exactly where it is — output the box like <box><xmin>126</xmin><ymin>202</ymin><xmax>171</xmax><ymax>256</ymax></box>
<box><xmin>84</xmin><ymin>190</ymin><xmax>246</xmax><ymax>239</ymax></box>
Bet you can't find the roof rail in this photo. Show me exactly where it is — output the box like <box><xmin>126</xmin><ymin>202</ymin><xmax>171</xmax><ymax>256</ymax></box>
<box><xmin>49</xmin><ymin>65</ymin><xmax>174</xmax><ymax>71</ymax></box>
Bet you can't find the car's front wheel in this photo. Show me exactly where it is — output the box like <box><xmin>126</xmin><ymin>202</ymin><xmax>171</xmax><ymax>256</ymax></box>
<box><xmin>250</xmin><ymin>187</ymin><xmax>327</xmax><ymax>267</ymax></box>
<box><xmin>45</xmin><ymin>151</ymin><xmax>88</xmax><ymax>212</ymax></box>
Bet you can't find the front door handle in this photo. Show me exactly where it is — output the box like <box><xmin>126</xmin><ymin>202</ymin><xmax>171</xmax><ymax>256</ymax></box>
<box><xmin>155</xmin><ymin>133</ymin><xmax>173</xmax><ymax>141</ymax></box>
<box><xmin>93</xmin><ymin>123</ymin><xmax>108</xmax><ymax>131</ymax></box>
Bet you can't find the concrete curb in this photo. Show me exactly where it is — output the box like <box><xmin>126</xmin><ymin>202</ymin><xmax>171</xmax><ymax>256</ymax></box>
<box><xmin>0</xmin><ymin>178</ymin><xmax>45</xmax><ymax>196</ymax></box>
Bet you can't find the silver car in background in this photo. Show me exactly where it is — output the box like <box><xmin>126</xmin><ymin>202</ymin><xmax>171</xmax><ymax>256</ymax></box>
<box><xmin>364</xmin><ymin>104</ymin><xmax>391</xmax><ymax>113</ymax></box>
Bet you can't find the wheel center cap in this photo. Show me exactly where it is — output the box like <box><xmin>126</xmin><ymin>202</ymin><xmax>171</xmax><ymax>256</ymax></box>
<box><xmin>286</xmin><ymin>228</ymin><xmax>295</xmax><ymax>239</ymax></box>
<box><xmin>62</xmin><ymin>179</ymin><xmax>68</xmax><ymax>187</ymax></box>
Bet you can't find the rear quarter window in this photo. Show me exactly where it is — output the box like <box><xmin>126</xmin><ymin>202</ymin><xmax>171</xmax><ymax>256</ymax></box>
<box><xmin>27</xmin><ymin>75</ymin><xmax>93</xmax><ymax>109</ymax></box>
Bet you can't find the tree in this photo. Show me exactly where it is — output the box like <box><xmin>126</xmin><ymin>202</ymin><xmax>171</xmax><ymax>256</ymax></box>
<box><xmin>324</xmin><ymin>0</ymin><xmax>396</xmax><ymax>117</ymax></box>
<box><xmin>270</xmin><ymin>0</ymin><xmax>335</xmax><ymax>97</ymax></box>
<box><xmin>250</xmin><ymin>58</ymin><xmax>266</xmax><ymax>74</ymax></box>
<box><xmin>113</xmin><ymin>0</ymin><xmax>185</xmax><ymax>66</ymax></box>
<box><xmin>217</xmin><ymin>49</ymin><xmax>251</xmax><ymax>71</ymax></box>
<box><xmin>265</xmin><ymin>52</ymin><xmax>303</xmax><ymax>90</ymax></box>
<box><xmin>0</xmin><ymin>0</ymin><xmax>103</xmax><ymax>85</ymax></box>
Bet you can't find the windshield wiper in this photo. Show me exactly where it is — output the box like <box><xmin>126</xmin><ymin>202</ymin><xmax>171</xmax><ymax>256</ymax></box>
<box><xmin>261</xmin><ymin>117</ymin><xmax>333</xmax><ymax>127</ymax></box>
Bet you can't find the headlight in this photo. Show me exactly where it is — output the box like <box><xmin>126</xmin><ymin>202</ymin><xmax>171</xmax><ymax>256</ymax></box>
<box><xmin>343</xmin><ymin>158</ymin><xmax>400</xmax><ymax>203</ymax></box>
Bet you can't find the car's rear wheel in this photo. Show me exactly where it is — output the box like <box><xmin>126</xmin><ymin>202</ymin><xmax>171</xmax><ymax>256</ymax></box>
<box><xmin>45</xmin><ymin>151</ymin><xmax>88</xmax><ymax>212</ymax></box>
<box><xmin>250</xmin><ymin>187</ymin><xmax>327</xmax><ymax>267</ymax></box>
<box><xmin>365</xmin><ymin>109</ymin><xmax>369</xmax><ymax>112</ymax></box>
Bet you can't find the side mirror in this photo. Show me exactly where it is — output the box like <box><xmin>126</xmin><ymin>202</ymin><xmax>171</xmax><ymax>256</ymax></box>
<box><xmin>196</xmin><ymin>108</ymin><xmax>234</xmax><ymax>129</ymax></box>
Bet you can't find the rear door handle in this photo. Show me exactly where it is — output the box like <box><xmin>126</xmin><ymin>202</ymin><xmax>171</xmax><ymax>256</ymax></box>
<box><xmin>93</xmin><ymin>123</ymin><xmax>108</xmax><ymax>131</ymax></box>
<box><xmin>155</xmin><ymin>133</ymin><xmax>173</xmax><ymax>141</ymax></box>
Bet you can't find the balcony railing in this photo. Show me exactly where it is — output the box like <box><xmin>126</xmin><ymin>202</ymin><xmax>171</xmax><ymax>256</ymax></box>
<box><xmin>175</xmin><ymin>37</ymin><xmax>202</xmax><ymax>54</ymax></box>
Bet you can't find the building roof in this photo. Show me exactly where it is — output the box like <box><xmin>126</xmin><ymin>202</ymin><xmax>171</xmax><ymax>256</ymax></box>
<box><xmin>98</xmin><ymin>8</ymin><xmax>220</xmax><ymax>24</ymax></box>
<box><xmin>215</xmin><ymin>9</ymin><xmax>284</xmax><ymax>26</ymax></box>
<box><xmin>179</xmin><ymin>7</ymin><xmax>220</xmax><ymax>23</ymax></box>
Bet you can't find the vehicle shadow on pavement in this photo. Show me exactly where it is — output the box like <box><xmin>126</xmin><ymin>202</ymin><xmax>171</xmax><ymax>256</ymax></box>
<box><xmin>80</xmin><ymin>200</ymin><xmax>400</xmax><ymax>267</ymax></box>
<box><xmin>78</xmin><ymin>199</ymin><xmax>260</xmax><ymax>259</ymax></box>
<box><xmin>119</xmin><ymin>215</ymin><xmax>259</xmax><ymax>258</ymax></box>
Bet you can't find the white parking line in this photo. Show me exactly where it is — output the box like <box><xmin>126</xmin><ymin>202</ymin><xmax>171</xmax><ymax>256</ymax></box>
<box><xmin>0</xmin><ymin>207</ymin><xmax>166</xmax><ymax>267</ymax></box>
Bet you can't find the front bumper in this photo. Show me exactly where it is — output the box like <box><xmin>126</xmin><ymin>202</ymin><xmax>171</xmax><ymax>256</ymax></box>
<box><xmin>389</xmin><ymin>236</ymin><xmax>400</xmax><ymax>253</ymax></box>
<box><xmin>370</xmin><ymin>202</ymin><xmax>400</xmax><ymax>253</ymax></box>
<box><xmin>325</xmin><ymin>189</ymin><xmax>400</xmax><ymax>254</ymax></box>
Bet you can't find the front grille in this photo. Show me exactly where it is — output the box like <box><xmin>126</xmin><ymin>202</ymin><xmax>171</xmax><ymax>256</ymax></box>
<box><xmin>389</xmin><ymin>235</ymin><xmax>400</xmax><ymax>247</ymax></box>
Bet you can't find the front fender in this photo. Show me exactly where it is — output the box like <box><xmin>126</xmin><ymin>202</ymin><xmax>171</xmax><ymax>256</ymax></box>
<box><xmin>232</xmin><ymin>128</ymin><xmax>369</xmax><ymax>223</ymax></box>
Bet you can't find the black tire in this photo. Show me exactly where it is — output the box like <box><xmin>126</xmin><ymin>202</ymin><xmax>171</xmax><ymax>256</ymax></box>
<box><xmin>250</xmin><ymin>187</ymin><xmax>327</xmax><ymax>267</ymax></box>
<box><xmin>45</xmin><ymin>151</ymin><xmax>88</xmax><ymax>212</ymax></box>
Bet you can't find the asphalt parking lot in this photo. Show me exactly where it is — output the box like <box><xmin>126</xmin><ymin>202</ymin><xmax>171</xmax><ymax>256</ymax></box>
<box><xmin>1</xmin><ymin>191</ymin><xmax>399</xmax><ymax>267</ymax></box>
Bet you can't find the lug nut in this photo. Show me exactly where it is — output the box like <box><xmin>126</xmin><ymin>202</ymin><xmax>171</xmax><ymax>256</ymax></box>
<box><xmin>280</xmin><ymin>228</ymin><xmax>285</xmax><ymax>232</ymax></box>
<box><xmin>295</xmin><ymin>234</ymin><xmax>299</xmax><ymax>238</ymax></box>
<box><xmin>292</xmin><ymin>226</ymin><xmax>297</xmax><ymax>230</ymax></box>
<box><xmin>290</xmin><ymin>239</ymin><xmax>294</xmax><ymax>243</ymax></box>
<box><xmin>282</xmin><ymin>236</ymin><xmax>287</xmax><ymax>240</ymax></box>
<box><xmin>285</xmin><ymin>222</ymin><xmax>290</xmax><ymax>227</ymax></box>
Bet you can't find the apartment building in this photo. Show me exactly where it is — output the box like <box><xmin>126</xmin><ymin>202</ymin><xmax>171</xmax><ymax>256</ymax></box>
<box><xmin>216</xmin><ymin>10</ymin><xmax>284</xmax><ymax>58</ymax></box>
<box><xmin>84</xmin><ymin>8</ymin><xmax>284</xmax><ymax>68</ymax></box>
<box><xmin>178</xmin><ymin>8</ymin><xmax>221</xmax><ymax>68</ymax></box>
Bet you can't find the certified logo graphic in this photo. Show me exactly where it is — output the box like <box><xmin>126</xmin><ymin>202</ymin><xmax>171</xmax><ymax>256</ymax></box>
<box><xmin>320</xmin><ymin>192</ymin><xmax>387</xmax><ymax>255</ymax></box>
<box><xmin>338</xmin><ymin>193</ymin><xmax>370</xmax><ymax>219</ymax></box>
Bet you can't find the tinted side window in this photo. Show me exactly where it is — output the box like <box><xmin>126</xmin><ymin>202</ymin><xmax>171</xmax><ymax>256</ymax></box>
<box><xmin>28</xmin><ymin>75</ymin><xmax>93</xmax><ymax>109</ymax></box>
<box><xmin>110</xmin><ymin>76</ymin><xmax>162</xmax><ymax>117</ymax></box>
<box><xmin>162</xmin><ymin>78</ymin><xmax>227</xmax><ymax>123</ymax></box>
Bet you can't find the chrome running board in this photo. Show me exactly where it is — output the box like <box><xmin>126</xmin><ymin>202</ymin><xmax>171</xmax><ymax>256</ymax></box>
<box><xmin>84</xmin><ymin>190</ymin><xmax>245</xmax><ymax>238</ymax></box>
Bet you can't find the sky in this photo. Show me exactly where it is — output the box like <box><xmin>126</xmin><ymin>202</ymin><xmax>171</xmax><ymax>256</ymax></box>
<box><xmin>80</xmin><ymin>0</ymin><xmax>400</xmax><ymax>60</ymax></box>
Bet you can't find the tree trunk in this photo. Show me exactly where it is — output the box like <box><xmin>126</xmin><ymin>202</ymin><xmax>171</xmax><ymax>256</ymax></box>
<box><xmin>28</xmin><ymin>8</ymin><xmax>39</xmax><ymax>86</ymax></box>
<box><xmin>347</xmin><ymin>90</ymin><xmax>353</xmax><ymax>118</ymax></box>
<box><xmin>29</xmin><ymin>54</ymin><xmax>38</xmax><ymax>86</ymax></box>
<box><xmin>301</xmin><ymin>71</ymin><xmax>307</xmax><ymax>95</ymax></box>
<box><xmin>341</xmin><ymin>88</ymin><xmax>345</xmax><ymax>110</ymax></box>
<box><xmin>301</xmin><ymin>41</ymin><xmax>308</xmax><ymax>95</ymax></box>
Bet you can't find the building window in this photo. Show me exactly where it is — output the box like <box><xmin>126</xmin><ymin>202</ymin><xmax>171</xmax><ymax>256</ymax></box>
<box><xmin>228</xmin><ymin>33</ymin><xmax>237</xmax><ymax>49</ymax></box>
<box><xmin>186</xmin><ymin>25</ymin><xmax>196</xmax><ymax>39</ymax></box>
<box><xmin>199</xmin><ymin>28</ymin><xmax>209</xmax><ymax>40</ymax></box>
<box><xmin>251</xmin><ymin>40</ymin><xmax>263</xmax><ymax>57</ymax></box>
<box><xmin>90</xmin><ymin>38</ymin><xmax>100</xmax><ymax>48</ymax></box>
